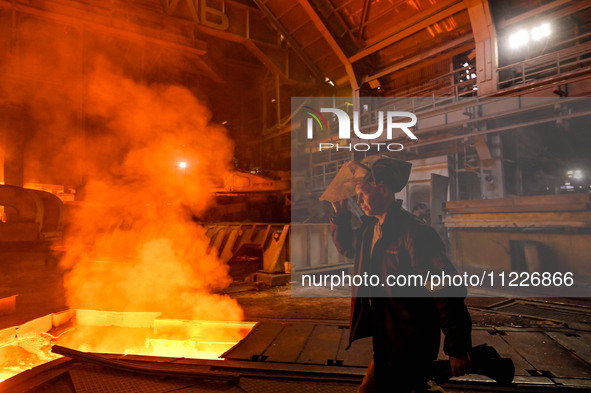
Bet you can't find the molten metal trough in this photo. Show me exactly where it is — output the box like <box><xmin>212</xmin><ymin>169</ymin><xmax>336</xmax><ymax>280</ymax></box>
<box><xmin>0</xmin><ymin>309</ymin><xmax>255</xmax><ymax>384</ymax></box>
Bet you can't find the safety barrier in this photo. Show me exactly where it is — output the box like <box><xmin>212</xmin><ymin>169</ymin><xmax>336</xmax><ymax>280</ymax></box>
<box><xmin>204</xmin><ymin>223</ymin><xmax>290</xmax><ymax>274</ymax></box>
<box><xmin>290</xmin><ymin>223</ymin><xmax>352</xmax><ymax>273</ymax></box>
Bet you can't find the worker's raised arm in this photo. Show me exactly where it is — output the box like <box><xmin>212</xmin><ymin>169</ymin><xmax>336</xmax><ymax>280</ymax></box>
<box><xmin>329</xmin><ymin>199</ymin><xmax>356</xmax><ymax>259</ymax></box>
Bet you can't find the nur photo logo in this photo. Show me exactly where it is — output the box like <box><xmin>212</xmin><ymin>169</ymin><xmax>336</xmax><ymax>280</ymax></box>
<box><xmin>303</xmin><ymin>106</ymin><xmax>418</xmax><ymax>152</ymax></box>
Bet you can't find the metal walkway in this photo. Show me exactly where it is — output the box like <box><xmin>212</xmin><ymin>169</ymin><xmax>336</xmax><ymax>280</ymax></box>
<box><xmin>223</xmin><ymin>321</ymin><xmax>591</xmax><ymax>390</ymax></box>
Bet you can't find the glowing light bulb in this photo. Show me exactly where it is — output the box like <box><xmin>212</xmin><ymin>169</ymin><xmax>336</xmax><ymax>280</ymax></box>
<box><xmin>509</xmin><ymin>29</ymin><xmax>529</xmax><ymax>49</ymax></box>
<box><xmin>573</xmin><ymin>169</ymin><xmax>583</xmax><ymax>180</ymax></box>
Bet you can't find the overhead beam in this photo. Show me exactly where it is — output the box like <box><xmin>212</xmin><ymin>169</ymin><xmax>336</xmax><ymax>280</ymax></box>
<box><xmin>297</xmin><ymin>0</ymin><xmax>359</xmax><ymax>90</ymax></box>
<box><xmin>192</xmin><ymin>56</ymin><xmax>225</xmax><ymax>83</ymax></box>
<box><xmin>0</xmin><ymin>0</ymin><xmax>207</xmax><ymax>56</ymax></box>
<box><xmin>160</xmin><ymin>0</ymin><xmax>321</xmax><ymax>85</ymax></box>
<box><xmin>193</xmin><ymin>22</ymin><xmax>316</xmax><ymax>86</ymax></box>
<box><xmin>357</xmin><ymin>0</ymin><xmax>371</xmax><ymax>40</ymax></box>
<box><xmin>497</xmin><ymin>0</ymin><xmax>572</xmax><ymax>29</ymax></box>
<box><xmin>252</xmin><ymin>0</ymin><xmax>325</xmax><ymax>83</ymax></box>
<box><xmin>349</xmin><ymin>0</ymin><xmax>466</xmax><ymax>63</ymax></box>
<box><xmin>363</xmin><ymin>34</ymin><xmax>473</xmax><ymax>83</ymax></box>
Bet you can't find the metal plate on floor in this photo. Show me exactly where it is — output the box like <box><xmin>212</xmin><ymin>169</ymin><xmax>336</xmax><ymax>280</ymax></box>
<box><xmin>469</xmin><ymin>329</ymin><xmax>536</xmax><ymax>377</ymax></box>
<box><xmin>492</xmin><ymin>300</ymin><xmax>591</xmax><ymax>325</ymax></box>
<box><xmin>222</xmin><ymin>322</ymin><xmax>283</xmax><ymax>361</ymax></box>
<box><xmin>337</xmin><ymin>333</ymin><xmax>372</xmax><ymax>367</ymax></box>
<box><xmin>223</xmin><ymin>322</ymin><xmax>372</xmax><ymax>368</ymax></box>
<box><xmin>220</xmin><ymin>322</ymin><xmax>591</xmax><ymax>389</ymax></box>
<box><xmin>545</xmin><ymin>331</ymin><xmax>591</xmax><ymax>365</ymax></box>
<box><xmin>263</xmin><ymin>323</ymin><xmax>315</xmax><ymax>363</ymax></box>
<box><xmin>296</xmin><ymin>324</ymin><xmax>345</xmax><ymax>365</ymax></box>
<box><xmin>501</xmin><ymin>331</ymin><xmax>591</xmax><ymax>379</ymax></box>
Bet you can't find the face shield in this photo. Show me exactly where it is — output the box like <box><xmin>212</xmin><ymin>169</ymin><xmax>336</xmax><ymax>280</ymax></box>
<box><xmin>318</xmin><ymin>160</ymin><xmax>370</xmax><ymax>203</ymax></box>
<box><xmin>319</xmin><ymin>156</ymin><xmax>412</xmax><ymax>203</ymax></box>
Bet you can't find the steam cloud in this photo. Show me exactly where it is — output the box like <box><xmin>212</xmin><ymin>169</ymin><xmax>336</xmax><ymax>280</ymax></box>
<box><xmin>58</xmin><ymin>61</ymin><xmax>243</xmax><ymax>321</ymax></box>
<box><xmin>0</xmin><ymin>14</ymin><xmax>242</xmax><ymax>320</ymax></box>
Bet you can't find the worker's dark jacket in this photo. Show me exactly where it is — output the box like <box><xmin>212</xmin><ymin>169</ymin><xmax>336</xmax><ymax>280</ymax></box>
<box><xmin>330</xmin><ymin>202</ymin><xmax>472</xmax><ymax>370</ymax></box>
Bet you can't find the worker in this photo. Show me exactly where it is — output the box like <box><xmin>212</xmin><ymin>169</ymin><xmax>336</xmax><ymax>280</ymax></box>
<box><xmin>326</xmin><ymin>156</ymin><xmax>472</xmax><ymax>392</ymax></box>
<box><xmin>412</xmin><ymin>202</ymin><xmax>431</xmax><ymax>224</ymax></box>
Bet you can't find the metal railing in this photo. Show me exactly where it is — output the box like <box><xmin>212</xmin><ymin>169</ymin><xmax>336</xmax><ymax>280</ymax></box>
<box><xmin>497</xmin><ymin>35</ymin><xmax>591</xmax><ymax>89</ymax></box>
<box><xmin>378</xmin><ymin>69</ymin><xmax>478</xmax><ymax>103</ymax></box>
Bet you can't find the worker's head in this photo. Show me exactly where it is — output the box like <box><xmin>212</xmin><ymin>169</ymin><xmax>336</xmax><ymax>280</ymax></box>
<box><xmin>355</xmin><ymin>157</ymin><xmax>412</xmax><ymax>217</ymax></box>
<box><xmin>412</xmin><ymin>202</ymin><xmax>431</xmax><ymax>222</ymax></box>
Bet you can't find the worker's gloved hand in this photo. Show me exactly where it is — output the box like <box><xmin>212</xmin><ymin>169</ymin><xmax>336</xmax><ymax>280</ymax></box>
<box><xmin>449</xmin><ymin>353</ymin><xmax>472</xmax><ymax>376</ymax></box>
<box><xmin>434</xmin><ymin>345</ymin><xmax>514</xmax><ymax>385</ymax></box>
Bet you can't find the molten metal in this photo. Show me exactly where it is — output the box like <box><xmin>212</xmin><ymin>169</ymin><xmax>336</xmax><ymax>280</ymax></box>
<box><xmin>0</xmin><ymin>310</ymin><xmax>255</xmax><ymax>383</ymax></box>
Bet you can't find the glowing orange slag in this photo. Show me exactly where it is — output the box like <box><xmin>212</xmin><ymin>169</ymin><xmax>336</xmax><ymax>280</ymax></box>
<box><xmin>0</xmin><ymin>311</ymin><xmax>256</xmax><ymax>384</ymax></box>
<box><xmin>0</xmin><ymin>334</ymin><xmax>62</xmax><ymax>383</ymax></box>
<box><xmin>56</xmin><ymin>311</ymin><xmax>256</xmax><ymax>360</ymax></box>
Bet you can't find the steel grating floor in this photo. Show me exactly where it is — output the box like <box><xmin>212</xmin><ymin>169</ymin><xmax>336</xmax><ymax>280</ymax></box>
<box><xmin>9</xmin><ymin>361</ymin><xmax>360</xmax><ymax>393</ymax></box>
<box><xmin>239</xmin><ymin>377</ymin><xmax>357</xmax><ymax>393</ymax></box>
<box><xmin>68</xmin><ymin>366</ymin><xmax>238</xmax><ymax>393</ymax></box>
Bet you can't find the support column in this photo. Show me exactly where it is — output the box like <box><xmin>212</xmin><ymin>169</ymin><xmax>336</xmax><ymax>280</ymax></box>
<box><xmin>465</xmin><ymin>0</ymin><xmax>498</xmax><ymax>95</ymax></box>
<box><xmin>0</xmin><ymin>104</ymin><xmax>25</xmax><ymax>187</ymax></box>
<box><xmin>0</xmin><ymin>125</ymin><xmax>4</xmax><ymax>185</ymax></box>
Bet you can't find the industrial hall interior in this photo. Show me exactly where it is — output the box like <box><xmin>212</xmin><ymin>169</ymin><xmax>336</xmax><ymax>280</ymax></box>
<box><xmin>1</xmin><ymin>0</ymin><xmax>591</xmax><ymax>392</ymax></box>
